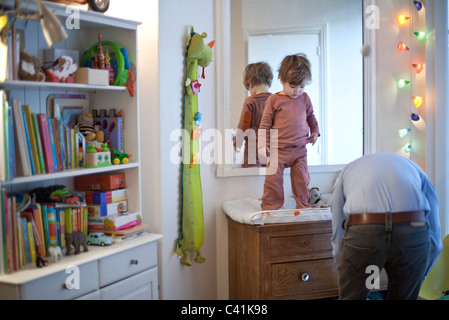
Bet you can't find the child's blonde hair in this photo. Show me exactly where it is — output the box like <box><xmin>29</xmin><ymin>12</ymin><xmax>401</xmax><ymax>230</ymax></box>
<box><xmin>243</xmin><ymin>62</ymin><xmax>273</xmax><ymax>90</ymax></box>
<box><xmin>278</xmin><ymin>54</ymin><xmax>312</xmax><ymax>86</ymax></box>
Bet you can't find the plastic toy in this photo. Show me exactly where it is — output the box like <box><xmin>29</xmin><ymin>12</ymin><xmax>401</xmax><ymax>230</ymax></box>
<box><xmin>36</xmin><ymin>254</ymin><xmax>48</xmax><ymax>268</ymax></box>
<box><xmin>86</xmin><ymin>232</ymin><xmax>113</xmax><ymax>246</ymax></box>
<box><xmin>176</xmin><ymin>27</ymin><xmax>214</xmax><ymax>266</ymax></box>
<box><xmin>45</xmin><ymin>0</ymin><xmax>110</xmax><ymax>13</ymax></box>
<box><xmin>65</xmin><ymin>231</ymin><xmax>89</xmax><ymax>255</ymax></box>
<box><xmin>81</xmin><ymin>37</ymin><xmax>131</xmax><ymax>87</ymax></box>
<box><xmin>49</xmin><ymin>246</ymin><xmax>63</xmax><ymax>263</ymax></box>
<box><xmin>111</xmin><ymin>149</ymin><xmax>132</xmax><ymax>165</ymax></box>
<box><xmin>43</xmin><ymin>55</ymin><xmax>78</xmax><ymax>83</ymax></box>
<box><xmin>84</xmin><ymin>143</ymin><xmax>112</xmax><ymax>168</ymax></box>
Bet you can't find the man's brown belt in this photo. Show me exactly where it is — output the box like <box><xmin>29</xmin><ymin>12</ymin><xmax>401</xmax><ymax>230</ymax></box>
<box><xmin>347</xmin><ymin>211</ymin><xmax>426</xmax><ymax>227</ymax></box>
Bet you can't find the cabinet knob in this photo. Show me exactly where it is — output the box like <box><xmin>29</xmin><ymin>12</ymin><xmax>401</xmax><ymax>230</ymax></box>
<box><xmin>130</xmin><ymin>259</ymin><xmax>139</xmax><ymax>265</ymax></box>
<box><xmin>300</xmin><ymin>273</ymin><xmax>310</xmax><ymax>282</ymax></box>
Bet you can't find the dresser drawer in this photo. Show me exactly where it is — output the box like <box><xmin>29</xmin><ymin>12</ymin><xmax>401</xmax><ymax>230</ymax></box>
<box><xmin>99</xmin><ymin>241</ymin><xmax>157</xmax><ymax>287</ymax></box>
<box><xmin>270</xmin><ymin>233</ymin><xmax>333</xmax><ymax>258</ymax></box>
<box><xmin>270</xmin><ymin>259</ymin><xmax>338</xmax><ymax>298</ymax></box>
<box><xmin>20</xmin><ymin>261</ymin><xmax>99</xmax><ymax>300</ymax></box>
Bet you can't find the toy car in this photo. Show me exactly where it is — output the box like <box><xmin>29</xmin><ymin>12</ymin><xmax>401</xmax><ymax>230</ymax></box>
<box><xmin>86</xmin><ymin>232</ymin><xmax>114</xmax><ymax>246</ymax></box>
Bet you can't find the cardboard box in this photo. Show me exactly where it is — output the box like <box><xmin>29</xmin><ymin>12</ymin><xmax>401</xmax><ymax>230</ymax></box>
<box><xmin>84</xmin><ymin>189</ymin><xmax>128</xmax><ymax>205</ymax></box>
<box><xmin>75</xmin><ymin>173</ymin><xmax>126</xmax><ymax>191</ymax></box>
<box><xmin>89</xmin><ymin>212</ymin><xmax>142</xmax><ymax>231</ymax></box>
<box><xmin>74</xmin><ymin>67</ymin><xmax>109</xmax><ymax>86</ymax></box>
<box><xmin>87</xmin><ymin>200</ymin><xmax>128</xmax><ymax>218</ymax></box>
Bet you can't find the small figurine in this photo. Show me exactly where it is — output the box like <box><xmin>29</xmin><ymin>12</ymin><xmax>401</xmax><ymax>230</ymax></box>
<box><xmin>65</xmin><ymin>231</ymin><xmax>89</xmax><ymax>255</ymax></box>
<box><xmin>111</xmin><ymin>149</ymin><xmax>132</xmax><ymax>165</ymax></box>
<box><xmin>92</xmin><ymin>32</ymin><xmax>105</xmax><ymax>69</ymax></box>
<box><xmin>49</xmin><ymin>246</ymin><xmax>63</xmax><ymax>263</ymax></box>
<box><xmin>36</xmin><ymin>254</ymin><xmax>48</xmax><ymax>268</ymax></box>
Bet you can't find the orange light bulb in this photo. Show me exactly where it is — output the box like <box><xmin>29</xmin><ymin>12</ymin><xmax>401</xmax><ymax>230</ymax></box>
<box><xmin>412</xmin><ymin>64</ymin><xmax>424</xmax><ymax>74</ymax></box>
<box><xmin>398</xmin><ymin>15</ymin><xmax>410</xmax><ymax>25</ymax></box>
<box><xmin>397</xmin><ymin>41</ymin><xmax>409</xmax><ymax>52</ymax></box>
<box><xmin>413</xmin><ymin>96</ymin><xmax>423</xmax><ymax>108</ymax></box>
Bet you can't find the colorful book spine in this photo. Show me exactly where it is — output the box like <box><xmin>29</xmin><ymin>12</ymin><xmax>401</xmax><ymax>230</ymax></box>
<box><xmin>47</xmin><ymin>118</ymin><xmax>59</xmax><ymax>172</ymax></box>
<box><xmin>27</xmin><ymin>222</ymin><xmax>36</xmax><ymax>263</ymax></box>
<box><xmin>21</xmin><ymin>106</ymin><xmax>35</xmax><ymax>175</ymax></box>
<box><xmin>8</xmin><ymin>101</ymin><xmax>16</xmax><ymax>179</ymax></box>
<box><xmin>32</xmin><ymin>113</ymin><xmax>46</xmax><ymax>174</ymax></box>
<box><xmin>36</xmin><ymin>114</ymin><xmax>55</xmax><ymax>173</ymax></box>
<box><xmin>21</xmin><ymin>217</ymin><xmax>31</xmax><ymax>264</ymax></box>
<box><xmin>47</xmin><ymin>206</ymin><xmax>58</xmax><ymax>248</ymax></box>
<box><xmin>23</xmin><ymin>105</ymin><xmax>39</xmax><ymax>174</ymax></box>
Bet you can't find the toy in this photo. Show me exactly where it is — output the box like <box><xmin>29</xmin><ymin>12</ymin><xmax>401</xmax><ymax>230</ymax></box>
<box><xmin>81</xmin><ymin>36</ymin><xmax>130</xmax><ymax>87</ymax></box>
<box><xmin>36</xmin><ymin>254</ymin><xmax>48</xmax><ymax>268</ymax></box>
<box><xmin>111</xmin><ymin>149</ymin><xmax>132</xmax><ymax>165</ymax></box>
<box><xmin>18</xmin><ymin>51</ymin><xmax>45</xmax><ymax>82</ymax></box>
<box><xmin>65</xmin><ymin>231</ymin><xmax>89</xmax><ymax>255</ymax></box>
<box><xmin>92</xmin><ymin>109</ymin><xmax>123</xmax><ymax>152</ymax></box>
<box><xmin>84</xmin><ymin>143</ymin><xmax>112</xmax><ymax>168</ymax></box>
<box><xmin>86</xmin><ymin>232</ymin><xmax>113</xmax><ymax>246</ymax></box>
<box><xmin>76</xmin><ymin>113</ymin><xmax>105</xmax><ymax>145</ymax></box>
<box><xmin>43</xmin><ymin>55</ymin><xmax>78</xmax><ymax>83</ymax></box>
<box><xmin>49</xmin><ymin>246</ymin><xmax>63</xmax><ymax>263</ymax></box>
<box><xmin>176</xmin><ymin>27</ymin><xmax>214</xmax><ymax>266</ymax></box>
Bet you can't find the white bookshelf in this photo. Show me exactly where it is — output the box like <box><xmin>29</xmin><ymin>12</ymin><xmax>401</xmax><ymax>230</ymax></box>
<box><xmin>0</xmin><ymin>2</ymin><xmax>161</xmax><ymax>300</ymax></box>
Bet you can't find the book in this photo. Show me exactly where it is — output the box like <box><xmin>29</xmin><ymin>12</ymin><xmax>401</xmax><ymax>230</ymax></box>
<box><xmin>0</xmin><ymin>90</ymin><xmax>5</xmax><ymax>181</ymax></box>
<box><xmin>47</xmin><ymin>118</ymin><xmax>59</xmax><ymax>172</ymax></box>
<box><xmin>24</xmin><ymin>204</ymin><xmax>46</xmax><ymax>258</ymax></box>
<box><xmin>23</xmin><ymin>105</ymin><xmax>40</xmax><ymax>174</ymax></box>
<box><xmin>7</xmin><ymin>98</ymin><xmax>16</xmax><ymax>179</ymax></box>
<box><xmin>12</xmin><ymin>98</ymin><xmax>31</xmax><ymax>176</ymax></box>
<box><xmin>47</xmin><ymin>206</ymin><xmax>58</xmax><ymax>248</ymax></box>
<box><xmin>36</xmin><ymin>114</ymin><xmax>55</xmax><ymax>173</ymax></box>
<box><xmin>27</xmin><ymin>222</ymin><xmax>36</xmax><ymax>263</ymax></box>
<box><xmin>21</xmin><ymin>217</ymin><xmax>31</xmax><ymax>264</ymax></box>
<box><xmin>21</xmin><ymin>105</ymin><xmax>36</xmax><ymax>175</ymax></box>
<box><xmin>52</xmin><ymin>117</ymin><xmax>63</xmax><ymax>172</ymax></box>
<box><xmin>41</xmin><ymin>205</ymin><xmax>50</xmax><ymax>257</ymax></box>
<box><xmin>32</xmin><ymin>114</ymin><xmax>46</xmax><ymax>174</ymax></box>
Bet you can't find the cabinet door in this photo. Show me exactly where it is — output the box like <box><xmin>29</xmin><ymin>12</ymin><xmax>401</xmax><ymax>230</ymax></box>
<box><xmin>100</xmin><ymin>267</ymin><xmax>158</xmax><ymax>300</ymax></box>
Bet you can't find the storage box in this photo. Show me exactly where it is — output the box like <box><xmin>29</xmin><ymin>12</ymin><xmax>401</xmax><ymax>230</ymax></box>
<box><xmin>87</xmin><ymin>200</ymin><xmax>128</xmax><ymax>218</ymax></box>
<box><xmin>44</xmin><ymin>48</ymin><xmax>79</xmax><ymax>66</ymax></box>
<box><xmin>84</xmin><ymin>189</ymin><xmax>128</xmax><ymax>205</ymax></box>
<box><xmin>75</xmin><ymin>173</ymin><xmax>126</xmax><ymax>191</ymax></box>
<box><xmin>74</xmin><ymin>67</ymin><xmax>109</xmax><ymax>86</ymax></box>
<box><xmin>88</xmin><ymin>212</ymin><xmax>142</xmax><ymax>231</ymax></box>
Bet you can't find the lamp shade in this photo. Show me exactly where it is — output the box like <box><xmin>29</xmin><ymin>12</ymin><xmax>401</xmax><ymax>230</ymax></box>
<box><xmin>39</xmin><ymin>2</ymin><xmax>68</xmax><ymax>46</ymax></box>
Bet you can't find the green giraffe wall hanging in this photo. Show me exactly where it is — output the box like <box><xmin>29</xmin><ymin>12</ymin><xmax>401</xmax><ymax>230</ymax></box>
<box><xmin>176</xmin><ymin>27</ymin><xmax>215</xmax><ymax>266</ymax></box>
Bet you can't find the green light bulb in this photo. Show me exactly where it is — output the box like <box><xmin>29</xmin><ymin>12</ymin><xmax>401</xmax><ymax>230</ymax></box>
<box><xmin>398</xmin><ymin>79</ymin><xmax>410</xmax><ymax>89</ymax></box>
<box><xmin>414</xmin><ymin>32</ymin><xmax>427</xmax><ymax>42</ymax></box>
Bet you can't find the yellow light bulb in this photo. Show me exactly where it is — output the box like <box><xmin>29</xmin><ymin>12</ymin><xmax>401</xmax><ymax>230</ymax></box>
<box><xmin>398</xmin><ymin>15</ymin><xmax>410</xmax><ymax>25</ymax></box>
<box><xmin>413</xmin><ymin>96</ymin><xmax>423</xmax><ymax>108</ymax></box>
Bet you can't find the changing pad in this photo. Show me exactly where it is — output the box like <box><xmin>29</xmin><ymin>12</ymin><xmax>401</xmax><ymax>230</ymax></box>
<box><xmin>223</xmin><ymin>197</ymin><xmax>332</xmax><ymax>225</ymax></box>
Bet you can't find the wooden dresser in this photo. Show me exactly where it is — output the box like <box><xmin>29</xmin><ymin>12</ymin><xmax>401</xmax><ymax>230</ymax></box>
<box><xmin>227</xmin><ymin>217</ymin><xmax>339</xmax><ymax>300</ymax></box>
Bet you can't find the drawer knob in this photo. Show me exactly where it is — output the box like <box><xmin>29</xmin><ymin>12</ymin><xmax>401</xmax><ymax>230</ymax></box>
<box><xmin>300</xmin><ymin>273</ymin><xmax>310</xmax><ymax>282</ymax></box>
<box><xmin>130</xmin><ymin>259</ymin><xmax>139</xmax><ymax>265</ymax></box>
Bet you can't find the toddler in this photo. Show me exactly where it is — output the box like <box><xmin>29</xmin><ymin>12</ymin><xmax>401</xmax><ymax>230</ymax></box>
<box><xmin>258</xmin><ymin>54</ymin><xmax>320</xmax><ymax>210</ymax></box>
<box><xmin>234</xmin><ymin>62</ymin><xmax>273</xmax><ymax>168</ymax></box>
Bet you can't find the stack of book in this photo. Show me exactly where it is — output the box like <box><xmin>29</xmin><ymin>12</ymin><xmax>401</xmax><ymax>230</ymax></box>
<box><xmin>0</xmin><ymin>189</ymin><xmax>88</xmax><ymax>275</ymax></box>
<box><xmin>1</xmin><ymin>96</ymin><xmax>87</xmax><ymax>179</ymax></box>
